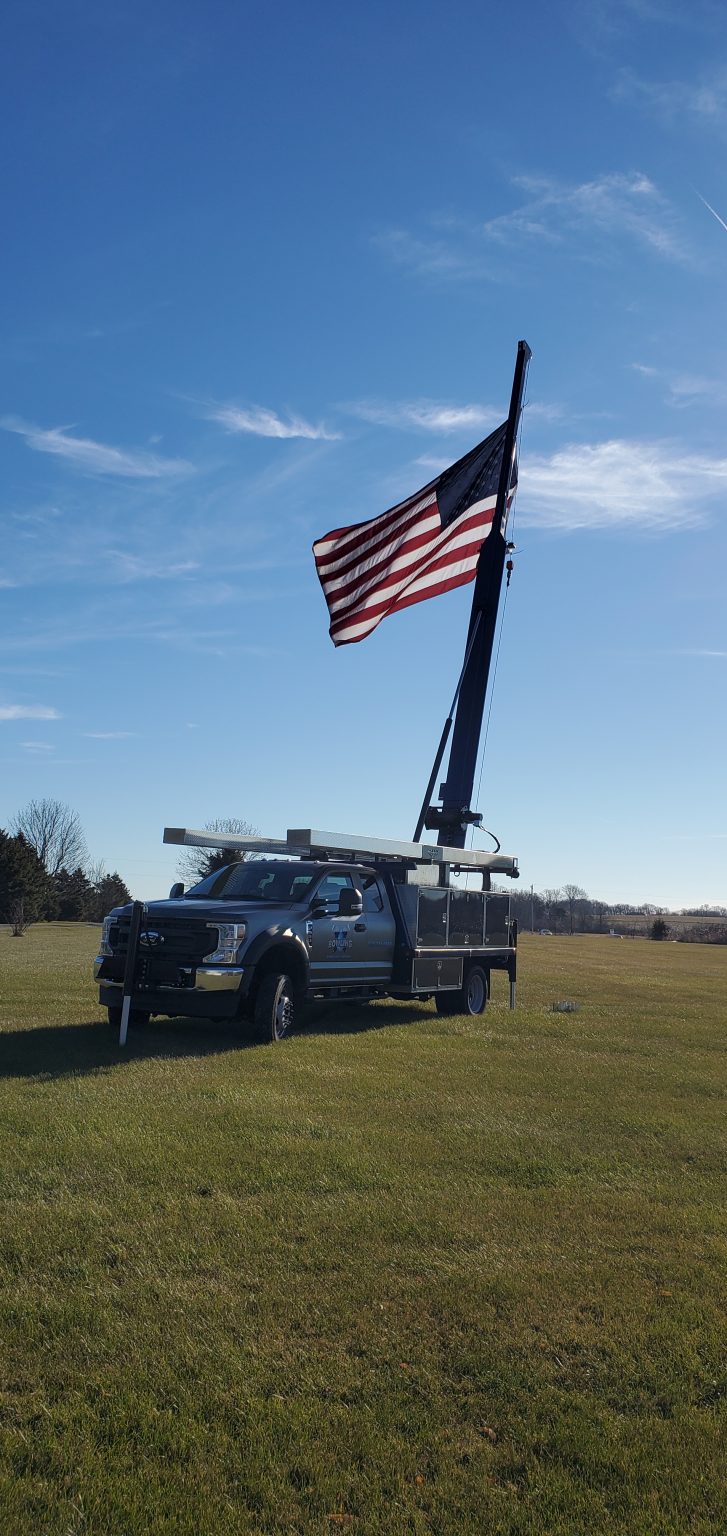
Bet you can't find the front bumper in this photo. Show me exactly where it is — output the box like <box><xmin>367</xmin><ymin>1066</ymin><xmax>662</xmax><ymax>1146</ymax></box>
<box><xmin>95</xmin><ymin>959</ymin><xmax>247</xmax><ymax>1019</ymax></box>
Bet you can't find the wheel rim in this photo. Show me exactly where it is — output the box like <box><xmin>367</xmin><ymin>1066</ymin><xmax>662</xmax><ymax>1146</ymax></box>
<box><xmin>275</xmin><ymin>988</ymin><xmax>294</xmax><ymax>1038</ymax></box>
<box><xmin>467</xmin><ymin>972</ymin><xmax>485</xmax><ymax>1013</ymax></box>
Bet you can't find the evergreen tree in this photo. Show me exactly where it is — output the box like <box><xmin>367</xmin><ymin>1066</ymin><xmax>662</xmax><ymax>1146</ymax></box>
<box><xmin>0</xmin><ymin>830</ymin><xmax>56</xmax><ymax>924</ymax></box>
<box><xmin>53</xmin><ymin>865</ymin><xmax>92</xmax><ymax>921</ymax></box>
<box><xmin>91</xmin><ymin>872</ymin><xmax>132</xmax><ymax>922</ymax></box>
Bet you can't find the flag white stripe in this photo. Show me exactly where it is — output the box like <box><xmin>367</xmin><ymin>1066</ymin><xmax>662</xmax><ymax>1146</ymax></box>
<box><xmin>314</xmin><ymin>492</ymin><xmax>437</xmax><ymax>571</ymax></box>
<box><xmin>327</xmin><ymin>506</ymin><xmax>494</xmax><ymax>617</ymax></box>
<box><xmin>335</xmin><ymin>538</ymin><xmax>484</xmax><ymax>629</ymax></box>
<box><xmin>332</xmin><ymin>547</ymin><xmax>482</xmax><ymax>642</ymax></box>
<box><xmin>323</xmin><ymin>509</ymin><xmax>441</xmax><ymax>592</ymax></box>
<box><xmin>325</xmin><ymin>511</ymin><xmax>443</xmax><ymax>606</ymax></box>
<box><xmin>323</xmin><ymin>490</ymin><xmax>498</xmax><ymax>600</ymax></box>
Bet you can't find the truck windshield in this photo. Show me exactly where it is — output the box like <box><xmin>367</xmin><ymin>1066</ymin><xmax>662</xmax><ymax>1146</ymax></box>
<box><xmin>185</xmin><ymin>861</ymin><xmax>317</xmax><ymax>903</ymax></box>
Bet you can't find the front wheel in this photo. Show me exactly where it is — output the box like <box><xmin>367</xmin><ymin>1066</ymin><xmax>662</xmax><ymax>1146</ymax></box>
<box><xmin>252</xmin><ymin>973</ymin><xmax>297</xmax><ymax>1044</ymax></box>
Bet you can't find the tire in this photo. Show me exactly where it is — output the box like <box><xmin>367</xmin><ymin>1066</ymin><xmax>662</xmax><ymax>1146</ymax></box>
<box><xmin>252</xmin><ymin>972</ymin><xmax>297</xmax><ymax>1044</ymax></box>
<box><xmin>464</xmin><ymin>965</ymin><xmax>488</xmax><ymax>1015</ymax></box>
<box><xmin>435</xmin><ymin>992</ymin><xmax>461</xmax><ymax>1016</ymax></box>
<box><xmin>435</xmin><ymin>965</ymin><xmax>489</xmax><ymax>1018</ymax></box>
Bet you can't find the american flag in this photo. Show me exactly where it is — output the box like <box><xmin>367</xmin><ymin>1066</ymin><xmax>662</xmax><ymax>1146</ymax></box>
<box><xmin>313</xmin><ymin>421</ymin><xmax>516</xmax><ymax>646</ymax></box>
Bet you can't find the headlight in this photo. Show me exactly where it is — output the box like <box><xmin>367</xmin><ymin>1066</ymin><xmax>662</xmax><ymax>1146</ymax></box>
<box><xmin>203</xmin><ymin>922</ymin><xmax>247</xmax><ymax>964</ymax></box>
<box><xmin>99</xmin><ymin>916</ymin><xmax>115</xmax><ymax>957</ymax></box>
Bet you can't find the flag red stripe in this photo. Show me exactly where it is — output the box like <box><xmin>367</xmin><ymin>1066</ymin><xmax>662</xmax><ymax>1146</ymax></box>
<box><xmin>326</xmin><ymin>504</ymin><xmax>495</xmax><ymax>614</ymax></box>
<box><xmin>385</xmin><ymin>565</ymin><xmax>478</xmax><ymax>616</ymax></box>
<box><xmin>332</xmin><ymin>561</ymin><xmax>481</xmax><ymax>643</ymax></box>
<box><xmin>313</xmin><ymin>482</ymin><xmax>437</xmax><ymax>566</ymax></box>
<box><xmin>329</xmin><ymin>531</ymin><xmax>487</xmax><ymax>638</ymax></box>
<box><xmin>315</xmin><ymin>498</ymin><xmax>438</xmax><ymax>584</ymax></box>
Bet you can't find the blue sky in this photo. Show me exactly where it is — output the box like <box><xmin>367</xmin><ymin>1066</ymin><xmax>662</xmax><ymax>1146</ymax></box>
<box><xmin>2</xmin><ymin>0</ymin><xmax>726</xmax><ymax>907</ymax></box>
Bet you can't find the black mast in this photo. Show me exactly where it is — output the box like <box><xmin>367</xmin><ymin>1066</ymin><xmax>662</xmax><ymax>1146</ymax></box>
<box><xmin>414</xmin><ymin>340</ymin><xmax>531</xmax><ymax>848</ymax></box>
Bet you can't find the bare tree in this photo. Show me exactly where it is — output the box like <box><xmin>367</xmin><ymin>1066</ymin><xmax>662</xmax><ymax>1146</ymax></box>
<box><xmin>86</xmin><ymin>858</ymin><xmax>106</xmax><ymax>889</ymax></box>
<box><xmin>10</xmin><ymin>897</ymin><xmax>29</xmax><ymax>937</ymax></box>
<box><xmin>11</xmin><ymin>799</ymin><xmax>87</xmax><ymax>877</ymax></box>
<box><xmin>563</xmin><ymin>883</ymin><xmax>588</xmax><ymax>935</ymax></box>
<box><xmin>177</xmin><ymin>818</ymin><xmax>259</xmax><ymax>886</ymax></box>
<box><xmin>541</xmin><ymin>888</ymin><xmax>562</xmax><ymax>931</ymax></box>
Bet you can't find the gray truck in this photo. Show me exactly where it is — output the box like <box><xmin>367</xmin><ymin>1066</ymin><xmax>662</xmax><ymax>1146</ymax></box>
<box><xmin>94</xmin><ymin>827</ymin><xmax>519</xmax><ymax>1043</ymax></box>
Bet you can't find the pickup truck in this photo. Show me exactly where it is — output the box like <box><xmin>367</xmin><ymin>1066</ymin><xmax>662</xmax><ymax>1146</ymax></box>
<box><xmin>95</xmin><ymin>843</ymin><xmax>517</xmax><ymax>1042</ymax></box>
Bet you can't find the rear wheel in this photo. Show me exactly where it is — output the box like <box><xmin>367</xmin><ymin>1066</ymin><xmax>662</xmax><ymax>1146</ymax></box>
<box><xmin>464</xmin><ymin>965</ymin><xmax>488</xmax><ymax>1015</ymax></box>
<box><xmin>435</xmin><ymin>965</ymin><xmax>489</xmax><ymax>1018</ymax></box>
<box><xmin>435</xmin><ymin>991</ymin><xmax>461</xmax><ymax>1016</ymax></box>
<box><xmin>252</xmin><ymin>973</ymin><xmax>297</xmax><ymax>1044</ymax></box>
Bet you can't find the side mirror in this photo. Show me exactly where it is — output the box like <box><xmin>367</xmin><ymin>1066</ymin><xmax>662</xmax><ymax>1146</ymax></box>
<box><xmin>311</xmin><ymin>896</ymin><xmax>331</xmax><ymax>917</ymax></box>
<box><xmin>338</xmin><ymin>888</ymin><xmax>363</xmax><ymax>917</ymax></box>
<box><xmin>169</xmin><ymin>882</ymin><xmax>185</xmax><ymax>899</ymax></box>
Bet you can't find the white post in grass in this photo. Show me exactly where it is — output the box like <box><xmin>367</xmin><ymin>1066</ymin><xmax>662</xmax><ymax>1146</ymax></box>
<box><xmin>119</xmin><ymin>901</ymin><xmax>144</xmax><ymax>1049</ymax></box>
<box><xmin>119</xmin><ymin>994</ymin><xmax>132</xmax><ymax>1047</ymax></box>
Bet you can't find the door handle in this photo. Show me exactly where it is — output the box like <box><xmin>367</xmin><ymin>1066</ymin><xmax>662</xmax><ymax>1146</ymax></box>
<box><xmin>354</xmin><ymin>922</ymin><xmax>367</xmax><ymax>932</ymax></box>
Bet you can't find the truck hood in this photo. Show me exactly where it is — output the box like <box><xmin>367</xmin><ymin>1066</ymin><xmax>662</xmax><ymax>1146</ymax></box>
<box><xmin>109</xmin><ymin>898</ymin><xmax>305</xmax><ymax>924</ymax></box>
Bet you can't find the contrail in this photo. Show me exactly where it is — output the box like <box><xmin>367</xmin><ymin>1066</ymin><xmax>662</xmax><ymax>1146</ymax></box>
<box><xmin>697</xmin><ymin>191</ymin><xmax>727</xmax><ymax>235</ymax></box>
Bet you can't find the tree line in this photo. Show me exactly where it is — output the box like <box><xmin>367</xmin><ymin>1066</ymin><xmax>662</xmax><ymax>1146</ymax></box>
<box><xmin>500</xmin><ymin>884</ymin><xmax>727</xmax><ymax>945</ymax></box>
<box><xmin>0</xmin><ymin>799</ymin><xmax>130</xmax><ymax>933</ymax></box>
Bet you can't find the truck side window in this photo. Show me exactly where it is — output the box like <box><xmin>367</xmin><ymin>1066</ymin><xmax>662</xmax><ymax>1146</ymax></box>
<box><xmin>316</xmin><ymin>873</ymin><xmax>354</xmax><ymax>902</ymax></box>
<box><xmin>362</xmin><ymin>875</ymin><xmax>383</xmax><ymax>913</ymax></box>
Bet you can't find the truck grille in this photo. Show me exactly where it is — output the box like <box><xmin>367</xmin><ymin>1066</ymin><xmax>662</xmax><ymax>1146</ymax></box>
<box><xmin>110</xmin><ymin>917</ymin><xmax>215</xmax><ymax>964</ymax></box>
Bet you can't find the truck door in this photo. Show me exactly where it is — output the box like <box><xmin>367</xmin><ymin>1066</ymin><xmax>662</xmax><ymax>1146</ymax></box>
<box><xmin>307</xmin><ymin>871</ymin><xmax>366</xmax><ymax>986</ymax></box>
<box><xmin>354</xmin><ymin>872</ymin><xmax>396</xmax><ymax>983</ymax></box>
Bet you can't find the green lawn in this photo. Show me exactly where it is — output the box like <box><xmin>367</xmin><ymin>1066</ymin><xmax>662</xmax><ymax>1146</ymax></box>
<box><xmin>0</xmin><ymin>925</ymin><xmax>725</xmax><ymax>1535</ymax></box>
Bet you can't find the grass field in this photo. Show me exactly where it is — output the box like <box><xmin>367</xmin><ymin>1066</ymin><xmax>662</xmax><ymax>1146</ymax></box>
<box><xmin>0</xmin><ymin>925</ymin><xmax>725</xmax><ymax>1535</ymax></box>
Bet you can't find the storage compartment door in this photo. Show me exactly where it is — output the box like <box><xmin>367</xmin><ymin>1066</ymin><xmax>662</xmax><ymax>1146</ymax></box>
<box><xmin>413</xmin><ymin>955</ymin><xmax>463</xmax><ymax>991</ymax></box>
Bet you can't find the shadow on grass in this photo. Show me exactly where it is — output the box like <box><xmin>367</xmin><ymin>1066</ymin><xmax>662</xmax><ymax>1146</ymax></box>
<box><xmin>304</xmin><ymin>1001</ymin><xmax>428</xmax><ymax>1036</ymax></box>
<box><xmin>0</xmin><ymin>1017</ymin><xmax>247</xmax><ymax>1081</ymax></box>
<box><xmin>0</xmin><ymin>1001</ymin><xmax>427</xmax><ymax>1080</ymax></box>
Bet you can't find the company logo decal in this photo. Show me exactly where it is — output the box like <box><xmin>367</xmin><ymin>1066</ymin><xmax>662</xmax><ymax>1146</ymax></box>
<box><xmin>329</xmin><ymin>928</ymin><xmax>352</xmax><ymax>954</ymax></box>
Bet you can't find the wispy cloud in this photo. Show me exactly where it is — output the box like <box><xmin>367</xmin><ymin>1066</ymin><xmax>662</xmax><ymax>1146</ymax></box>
<box><xmin>346</xmin><ymin>400</ymin><xmax>500</xmax><ymax>434</ymax></box>
<box><xmin>21</xmin><ymin>740</ymin><xmax>55</xmax><ymax>752</ymax></box>
<box><xmin>1</xmin><ymin>418</ymin><xmax>191</xmax><ymax>478</ymax></box>
<box><xmin>83</xmin><ymin>730</ymin><xmax>137</xmax><ymax>739</ymax></box>
<box><xmin>614</xmin><ymin>67</ymin><xmax>727</xmax><ymax>130</ymax></box>
<box><xmin>0</xmin><ymin>704</ymin><xmax>61</xmax><ymax>720</ymax></box>
<box><xmin>377</xmin><ymin>171</ymin><xmax>693</xmax><ymax>282</ymax></box>
<box><xmin>105</xmin><ymin>551</ymin><xmax>200</xmax><ymax>583</ymax></box>
<box><xmin>671</xmin><ymin>648</ymin><xmax>727</xmax><ymax>658</ymax></box>
<box><xmin>483</xmin><ymin>172</ymin><xmax>689</xmax><ymax>262</ymax></box>
<box><xmin>525</xmin><ymin>401</ymin><xmax>565</xmax><ymax>422</ymax></box>
<box><xmin>519</xmin><ymin>439</ymin><xmax>727</xmax><ymax>531</ymax></box>
<box><xmin>203</xmin><ymin>403</ymin><xmax>340</xmax><ymax>441</ymax></box>
<box><xmin>630</xmin><ymin>361</ymin><xmax>727</xmax><ymax>407</ymax></box>
<box><xmin>374</xmin><ymin>228</ymin><xmax>495</xmax><ymax>281</ymax></box>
